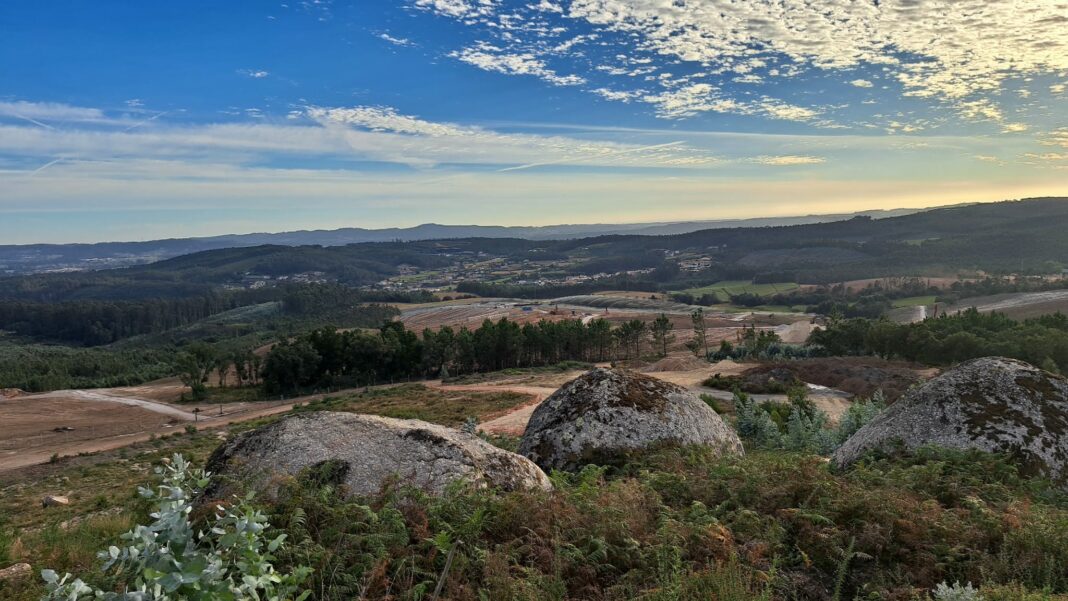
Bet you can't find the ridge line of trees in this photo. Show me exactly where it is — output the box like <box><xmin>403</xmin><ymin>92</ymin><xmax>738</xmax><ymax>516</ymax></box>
<box><xmin>261</xmin><ymin>316</ymin><xmax>679</xmax><ymax>393</ymax></box>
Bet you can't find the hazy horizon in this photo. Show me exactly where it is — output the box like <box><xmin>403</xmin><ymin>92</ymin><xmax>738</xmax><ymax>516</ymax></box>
<box><xmin>0</xmin><ymin>199</ymin><xmax>964</xmax><ymax>246</ymax></box>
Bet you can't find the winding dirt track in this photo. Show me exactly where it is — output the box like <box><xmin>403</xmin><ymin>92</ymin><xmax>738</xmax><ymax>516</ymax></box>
<box><xmin>0</xmin><ymin>388</ymin><xmax>362</xmax><ymax>473</ymax></box>
<box><xmin>27</xmin><ymin>389</ymin><xmax>201</xmax><ymax>421</ymax></box>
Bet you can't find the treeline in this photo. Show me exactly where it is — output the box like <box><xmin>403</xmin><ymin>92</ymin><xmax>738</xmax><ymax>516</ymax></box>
<box><xmin>0</xmin><ymin>343</ymin><xmax>176</xmax><ymax>392</ymax></box>
<box><xmin>261</xmin><ymin>316</ymin><xmax>677</xmax><ymax>393</ymax></box>
<box><xmin>0</xmin><ymin>284</ymin><xmax>420</xmax><ymax>347</ymax></box>
<box><xmin>0</xmin><ymin>293</ymin><xmax>250</xmax><ymax>346</ymax></box>
<box><xmin>808</xmin><ymin>308</ymin><xmax>1068</xmax><ymax>372</ymax></box>
<box><xmin>281</xmin><ymin>284</ymin><xmax>431</xmax><ymax>316</ymax></box>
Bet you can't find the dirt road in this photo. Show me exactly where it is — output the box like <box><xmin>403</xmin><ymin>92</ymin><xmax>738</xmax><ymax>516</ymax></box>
<box><xmin>0</xmin><ymin>387</ymin><xmax>364</xmax><ymax>473</ymax></box>
<box><xmin>28</xmin><ymin>389</ymin><xmax>201</xmax><ymax>421</ymax></box>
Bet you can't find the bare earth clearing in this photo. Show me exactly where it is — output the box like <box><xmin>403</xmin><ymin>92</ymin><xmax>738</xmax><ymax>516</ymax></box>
<box><xmin>400</xmin><ymin>300</ymin><xmax>815</xmax><ymax>356</ymax></box>
<box><xmin>0</xmin><ymin>385</ymin><xmax>359</xmax><ymax>472</ymax></box>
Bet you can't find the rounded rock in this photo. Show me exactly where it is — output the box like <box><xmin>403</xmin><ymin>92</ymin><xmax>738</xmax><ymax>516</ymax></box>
<box><xmin>832</xmin><ymin>357</ymin><xmax>1068</xmax><ymax>486</ymax></box>
<box><xmin>518</xmin><ymin>368</ymin><xmax>743</xmax><ymax>472</ymax></box>
<box><xmin>205</xmin><ymin>412</ymin><xmax>551</xmax><ymax>499</ymax></box>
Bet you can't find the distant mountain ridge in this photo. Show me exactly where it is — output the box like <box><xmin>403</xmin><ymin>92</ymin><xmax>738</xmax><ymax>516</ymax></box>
<box><xmin>0</xmin><ymin>207</ymin><xmax>922</xmax><ymax>275</ymax></box>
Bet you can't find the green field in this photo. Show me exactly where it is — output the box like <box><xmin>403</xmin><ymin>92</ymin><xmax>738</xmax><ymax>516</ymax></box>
<box><xmin>680</xmin><ymin>280</ymin><xmax>800</xmax><ymax>302</ymax></box>
<box><xmin>891</xmin><ymin>295</ymin><xmax>937</xmax><ymax>308</ymax></box>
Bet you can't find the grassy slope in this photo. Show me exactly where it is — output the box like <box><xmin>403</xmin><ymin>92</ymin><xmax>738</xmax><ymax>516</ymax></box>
<box><xmin>291</xmin><ymin>383</ymin><xmax>534</xmax><ymax>427</ymax></box>
<box><xmin>891</xmin><ymin>295</ymin><xmax>938</xmax><ymax>308</ymax></box>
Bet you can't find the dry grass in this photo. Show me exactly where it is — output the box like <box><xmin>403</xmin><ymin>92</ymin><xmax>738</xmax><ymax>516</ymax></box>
<box><xmin>291</xmin><ymin>383</ymin><xmax>535</xmax><ymax>427</ymax></box>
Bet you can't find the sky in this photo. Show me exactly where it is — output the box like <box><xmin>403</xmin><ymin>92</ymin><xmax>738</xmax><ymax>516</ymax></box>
<box><xmin>1</xmin><ymin>0</ymin><xmax>1067</xmax><ymax>244</ymax></box>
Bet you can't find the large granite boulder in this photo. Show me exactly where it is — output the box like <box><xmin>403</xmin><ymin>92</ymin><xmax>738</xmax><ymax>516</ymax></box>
<box><xmin>518</xmin><ymin>368</ymin><xmax>743</xmax><ymax>471</ymax></box>
<box><xmin>205</xmin><ymin>412</ymin><xmax>551</xmax><ymax>499</ymax></box>
<box><xmin>832</xmin><ymin>357</ymin><xmax>1068</xmax><ymax>485</ymax></box>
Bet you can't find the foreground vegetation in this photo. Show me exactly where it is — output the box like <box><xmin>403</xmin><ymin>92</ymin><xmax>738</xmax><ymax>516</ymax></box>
<box><xmin>6</xmin><ymin>442</ymin><xmax>1067</xmax><ymax>601</ymax></box>
<box><xmin>4</xmin><ymin>378</ymin><xmax>1068</xmax><ymax>601</ymax></box>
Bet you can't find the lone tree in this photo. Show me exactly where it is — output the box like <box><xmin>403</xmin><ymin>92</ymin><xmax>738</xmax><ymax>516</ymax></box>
<box><xmin>650</xmin><ymin>313</ymin><xmax>675</xmax><ymax>358</ymax></box>
<box><xmin>177</xmin><ymin>342</ymin><xmax>216</xmax><ymax>401</ymax></box>
<box><xmin>687</xmin><ymin>308</ymin><xmax>709</xmax><ymax>357</ymax></box>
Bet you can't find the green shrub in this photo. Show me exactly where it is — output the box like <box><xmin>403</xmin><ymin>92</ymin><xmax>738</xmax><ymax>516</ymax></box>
<box><xmin>41</xmin><ymin>454</ymin><xmax>311</xmax><ymax>601</ymax></box>
<box><xmin>733</xmin><ymin>388</ymin><xmax>886</xmax><ymax>455</ymax></box>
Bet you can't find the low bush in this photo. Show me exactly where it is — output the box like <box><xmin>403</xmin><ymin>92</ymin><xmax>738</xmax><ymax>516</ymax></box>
<box><xmin>40</xmin><ymin>454</ymin><xmax>311</xmax><ymax>601</ymax></box>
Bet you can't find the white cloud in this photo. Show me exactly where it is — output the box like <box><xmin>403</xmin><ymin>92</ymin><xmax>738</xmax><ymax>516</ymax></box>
<box><xmin>419</xmin><ymin>0</ymin><xmax>1068</xmax><ymax>129</ymax></box>
<box><xmin>591</xmin><ymin>88</ymin><xmax>641</xmax><ymax>102</ymax></box>
<box><xmin>733</xmin><ymin>74</ymin><xmax>764</xmax><ymax>84</ymax></box>
<box><xmin>378</xmin><ymin>33</ymin><xmax>414</xmax><ymax>47</ymax></box>
<box><xmin>750</xmin><ymin>155</ymin><xmax>825</xmax><ymax>166</ymax></box>
<box><xmin>307</xmin><ymin>106</ymin><xmax>466</xmax><ymax>136</ymax></box>
<box><xmin>450</xmin><ymin>42</ymin><xmax>585</xmax><ymax>86</ymax></box>
<box><xmin>0</xmin><ymin>100</ymin><xmax>104</xmax><ymax>122</ymax></box>
<box><xmin>756</xmin><ymin>99</ymin><xmax>820</xmax><ymax>122</ymax></box>
<box><xmin>641</xmin><ymin>84</ymin><xmax>726</xmax><ymax>119</ymax></box>
<box><xmin>1024</xmin><ymin>152</ymin><xmax>1068</xmax><ymax>162</ymax></box>
<box><xmin>1041</xmin><ymin>128</ymin><xmax>1068</xmax><ymax>149</ymax></box>
<box><xmin>533</xmin><ymin>0</ymin><xmax>562</xmax><ymax>13</ymax></box>
<box><xmin>568</xmin><ymin>0</ymin><xmax>1068</xmax><ymax>103</ymax></box>
<box><xmin>298</xmin><ymin>105</ymin><xmax>720</xmax><ymax>169</ymax></box>
<box><xmin>413</xmin><ymin>0</ymin><xmax>495</xmax><ymax>18</ymax></box>
<box><xmin>238</xmin><ymin>69</ymin><xmax>269</xmax><ymax>78</ymax></box>
<box><xmin>640</xmin><ymin>84</ymin><xmax>821</xmax><ymax>122</ymax></box>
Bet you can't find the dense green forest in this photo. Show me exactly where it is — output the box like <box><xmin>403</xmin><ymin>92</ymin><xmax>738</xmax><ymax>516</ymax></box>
<box><xmin>808</xmin><ymin>308</ymin><xmax>1068</xmax><ymax>372</ymax></box>
<box><xmin>260</xmin><ymin>316</ymin><xmax>676</xmax><ymax>393</ymax></box>
<box><xmin>0</xmin><ymin>294</ymin><xmax>254</xmax><ymax>346</ymax></box>
<box><xmin>0</xmin><ymin>299</ymin><xmax>402</xmax><ymax>392</ymax></box>
<box><xmin>0</xmin><ymin>284</ymin><xmax>426</xmax><ymax>347</ymax></box>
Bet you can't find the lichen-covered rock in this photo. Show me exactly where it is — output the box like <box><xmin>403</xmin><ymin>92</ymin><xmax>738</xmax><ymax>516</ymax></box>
<box><xmin>832</xmin><ymin>357</ymin><xmax>1068</xmax><ymax>485</ymax></box>
<box><xmin>518</xmin><ymin>368</ymin><xmax>743</xmax><ymax>471</ymax></box>
<box><xmin>205</xmin><ymin>412</ymin><xmax>551</xmax><ymax>499</ymax></box>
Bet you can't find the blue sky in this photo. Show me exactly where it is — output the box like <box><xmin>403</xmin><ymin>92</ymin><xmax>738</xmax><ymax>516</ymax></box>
<box><xmin>1</xmin><ymin>0</ymin><xmax>1067</xmax><ymax>243</ymax></box>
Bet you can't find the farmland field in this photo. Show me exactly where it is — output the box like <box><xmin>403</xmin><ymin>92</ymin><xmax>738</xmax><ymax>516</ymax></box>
<box><xmin>679</xmin><ymin>280</ymin><xmax>800</xmax><ymax>302</ymax></box>
<box><xmin>942</xmin><ymin>289</ymin><xmax>1068</xmax><ymax>320</ymax></box>
<box><xmin>891</xmin><ymin>295</ymin><xmax>937</xmax><ymax>308</ymax></box>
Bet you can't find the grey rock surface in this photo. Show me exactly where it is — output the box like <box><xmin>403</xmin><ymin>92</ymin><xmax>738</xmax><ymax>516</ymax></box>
<box><xmin>0</xmin><ymin>563</ymin><xmax>32</xmax><ymax>581</ymax></box>
<box><xmin>832</xmin><ymin>357</ymin><xmax>1068</xmax><ymax>486</ymax></box>
<box><xmin>41</xmin><ymin>495</ymin><xmax>69</xmax><ymax>508</ymax></box>
<box><xmin>518</xmin><ymin>368</ymin><xmax>743</xmax><ymax>471</ymax></box>
<box><xmin>205</xmin><ymin>412</ymin><xmax>551</xmax><ymax>499</ymax></box>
